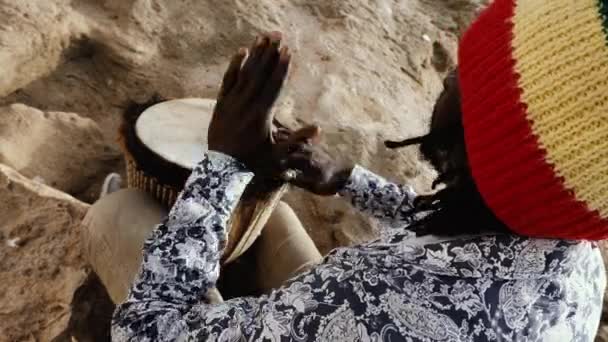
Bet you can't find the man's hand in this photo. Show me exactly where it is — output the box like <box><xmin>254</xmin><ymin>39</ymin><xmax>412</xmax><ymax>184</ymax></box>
<box><xmin>274</xmin><ymin>126</ymin><xmax>354</xmax><ymax>196</ymax></box>
<box><xmin>208</xmin><ymin>32</ymin><xmax>290</xmax><ymax>169</ymax></box>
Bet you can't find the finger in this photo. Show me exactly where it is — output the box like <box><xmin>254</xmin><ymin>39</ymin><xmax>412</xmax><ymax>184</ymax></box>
<box><xmin>274</xmin><ymin>141</ymin><xmax>313</xmax><ymax>161</ymax></box>
<box><xmin>246</xmin><ymin>46</ymin><xmax>290</xmax><ymax>133</ymax></box>
<box><xmin>285</xmin><ymin>143</ymin><xmax>313</xmax><ymax>156</ymax></box>
<box><xmin>289</xmin><ymin>173</ymin><xmax>316</xmax><ymax>189</ymax></box>
<box><xmin>218</xmin><ymin>48</ymin><xmax>247</xmax><ymax>99</ymax></box>
<box><xmin>271</xmin><ymin>119</ymin><xmax>293</xmax><ymax>143</ymax></box>
<box><xmin>259</xmin><ymin>31</ymin><xmax>282</xmax><ymax>68</ymax></box>
<box><xmin>241</xmin><ymin>31</ymin><xmax>283</xmax><ymax>103</ymax></box>
<box><xmin>241</xmin><ymin>43</ymin><xmax>288</xmax><ymax>141</ymax></box>
<box><xmin>272</xmin><ymin>118</ymin><xmax>291</xmax><ymax>131</ymax></box>
<box><xmin>235</xmin><ymin>34</ymin><xmax>270</xmax><ymax>91</ymax></box>
<box><xmin>287</xmin><ymin>125</ymin><xmax>321</xmax><ymax>144</ymax></box>
<box><xmin>257</xmin><ymin>47</ymin><xmax>291</xmax><ymax>118</ymax></box>
<box><xmin>253</xmin><ymin>31</ymin><xmax>282</xmax><ymax>89</ymax></box>
<box><xmin>272</xmin><ymin>127</ymin><xmax>319</xmax><ymax>166</ymax></box>
<box><xmin>276</xmin><ymin>127</ymin><xmax>292</xmax><ymax>136</ymax></box>
<box><xmin>273</xmin><ymin>128</ymin><xmax>292</xmax><ymax>143</ymax></box>
<box><xmin>278</xmin><ymin>151</ymin><xmax>318</xmax><ymax>174</ymax></box>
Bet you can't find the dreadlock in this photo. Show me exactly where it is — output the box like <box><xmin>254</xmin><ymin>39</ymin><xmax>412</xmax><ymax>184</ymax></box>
<box><xmin>385</xmin><ymin>71</ymin><xmax>508</xmax><ymax>236</ymax></box>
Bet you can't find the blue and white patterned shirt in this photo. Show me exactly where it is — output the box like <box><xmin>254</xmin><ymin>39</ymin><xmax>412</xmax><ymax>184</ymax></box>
<box><xmin>112</xmin><ymin>151</ymin><xmax>605</xmax><ymax>341</ymax></box>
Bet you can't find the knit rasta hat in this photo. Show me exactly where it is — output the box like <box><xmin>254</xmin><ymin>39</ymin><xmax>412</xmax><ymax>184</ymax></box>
<box><xmin>458</xmin><ymin>0</ymin><xmax>608</xmax><ymax>240</ymax></box>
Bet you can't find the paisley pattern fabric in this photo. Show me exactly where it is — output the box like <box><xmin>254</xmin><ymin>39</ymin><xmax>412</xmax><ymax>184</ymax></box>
<box><xmin>112</xmin><ymin>152</ymin><xmax>606</xmax><ymax>341</ymax></box>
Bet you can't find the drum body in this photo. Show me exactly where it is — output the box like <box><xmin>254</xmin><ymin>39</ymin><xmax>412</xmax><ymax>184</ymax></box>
<box><xmin>119</xmin><ymin>98</ymin><xmax>287</xmax><ymax>264</ymax></box>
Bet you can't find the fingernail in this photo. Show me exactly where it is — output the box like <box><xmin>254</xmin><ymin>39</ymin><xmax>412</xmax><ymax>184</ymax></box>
<box><xmin>255</xmin><ymin>36</ymin><xmax>264</xmax><ymax>46</ymax></box>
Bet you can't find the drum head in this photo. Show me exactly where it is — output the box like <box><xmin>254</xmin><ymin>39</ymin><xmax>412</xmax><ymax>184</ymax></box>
<box><xmin>135</xmin><ymin>98</ymin><xmax>216</xmax><ymax>170</ymax></box>
<box><xmin>128</xmin><ymin>97</ymin><xmax>290</xmax><ymax>267</ymax></box>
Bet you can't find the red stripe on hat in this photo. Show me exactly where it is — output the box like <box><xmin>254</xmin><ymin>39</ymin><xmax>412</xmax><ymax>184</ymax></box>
<box><xmin>458</xmin><ymin>0</ymin><xmax>608</xmax><ymax>240</ymax></box>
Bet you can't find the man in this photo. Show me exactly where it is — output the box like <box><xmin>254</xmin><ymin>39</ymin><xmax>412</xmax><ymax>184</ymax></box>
<box><xmin>103</xmin><ymin>0</ymin><xmax>607</xmax><ymax>340</ymax></box>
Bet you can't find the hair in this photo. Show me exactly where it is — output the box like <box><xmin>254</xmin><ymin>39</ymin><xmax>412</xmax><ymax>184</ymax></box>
<box><xmin>386</xmin><ymin>71</ymin><xmax>509</xmax><ymax>236</ymax></box>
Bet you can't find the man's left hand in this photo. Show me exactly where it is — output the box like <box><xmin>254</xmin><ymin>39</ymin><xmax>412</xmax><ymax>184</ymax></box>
<box><xmin>208</xmin><ymin>32</ymin><xmax>290</xmax><ymax>170</ymax></box>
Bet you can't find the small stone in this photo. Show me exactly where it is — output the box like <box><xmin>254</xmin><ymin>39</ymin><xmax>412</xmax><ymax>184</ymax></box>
<box><xmin>6</xmin><ymin>237</ymin><xmax>21</xmax><ymax>248</ymax></box>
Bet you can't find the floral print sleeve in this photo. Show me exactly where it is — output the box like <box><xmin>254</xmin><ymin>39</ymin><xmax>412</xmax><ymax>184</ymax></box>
<box><xmin>339</xmin><ymin>165</ymin><xmax>420</xmax><ymax>228</ymax></box>
<box><xmin>112</xmin><ymin>151</ymin><xmax>253</xmax><ymax>340</ymax></box>
<box><xmin>111</xmin><ymin>152</ymin><xmax>604</xmax><ymax>341</ymax></box>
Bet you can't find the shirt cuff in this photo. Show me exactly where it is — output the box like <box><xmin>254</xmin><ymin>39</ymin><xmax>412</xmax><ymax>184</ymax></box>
<box><xmin>165</xmin><ymin>151</ymin><xmax>254</xmax><ymax>232</ymax></box>
<box><xmin>338</xmin><ymin>165</ymin><xmax>371</xmax><ymax>198</ymax></box>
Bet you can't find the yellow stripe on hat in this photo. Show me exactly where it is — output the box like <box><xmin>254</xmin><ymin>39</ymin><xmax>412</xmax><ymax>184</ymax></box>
<box><xmin>511</xmin><ymin>0</ymin><xmax>608</xmax><ymax>218</ymax></box>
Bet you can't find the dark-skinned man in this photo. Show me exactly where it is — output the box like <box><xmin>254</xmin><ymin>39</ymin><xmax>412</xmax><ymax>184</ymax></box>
<box><xmin>95</xmin><ymin>0</ymin><xmax>607</xmax><ymax>340</ymax></box>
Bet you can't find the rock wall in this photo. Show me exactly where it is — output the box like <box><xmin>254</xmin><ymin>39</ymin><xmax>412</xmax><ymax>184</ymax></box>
<box><xmin>4</xmin><ymin>0</ymin><xmax>607</xmax><ymax>341</ymax></box>
<box><xmin>0</xmin><ymin>104</ymin><xmax>120</xmax><ymax>197</ymax></box>
<box><xmin>0</xmin><ymin>164</ymin><xmax>89</xmax><ymax>341</ymax></box>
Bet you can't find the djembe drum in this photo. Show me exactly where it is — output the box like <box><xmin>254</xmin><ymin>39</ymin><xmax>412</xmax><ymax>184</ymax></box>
<box><xmin>119</xmin><ymin>97</ymin><xmax>289</xmax><ymax>265</ymax></box>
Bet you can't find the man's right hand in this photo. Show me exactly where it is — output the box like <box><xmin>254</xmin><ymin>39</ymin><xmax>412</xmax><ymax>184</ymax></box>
<box><xmin>273</xmin><ymin>126</ymin><xmax>354</xmax><ymax>196</ymax></box>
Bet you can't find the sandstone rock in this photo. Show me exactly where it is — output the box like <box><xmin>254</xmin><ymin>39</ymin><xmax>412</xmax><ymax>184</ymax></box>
<box><xmin>0</xmin><ymin>1</ymin><xmax>79</xmax><ymax>98</ymax></box>
<box><xmin>0</xmin><ymin>164</ymin><xmax>89</xmax><ymax>342</ymax></box>
<box><xmin>0</xmin><ymin>104</ymin><xmax>120</xmax><ymax>201</ymax></box>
